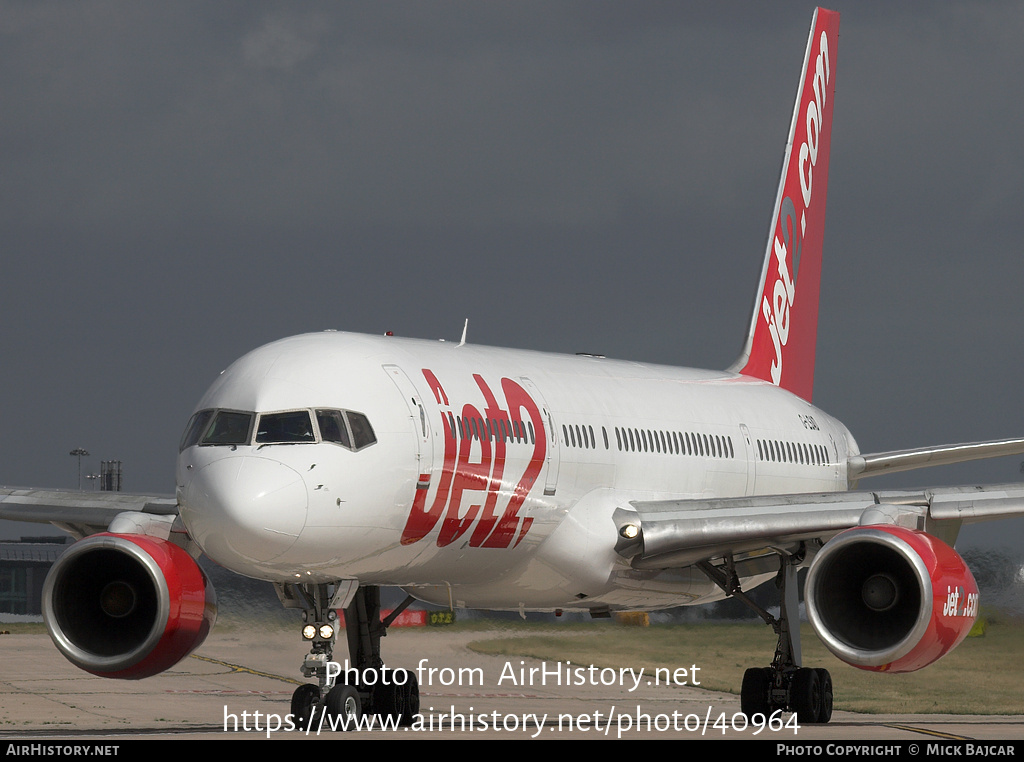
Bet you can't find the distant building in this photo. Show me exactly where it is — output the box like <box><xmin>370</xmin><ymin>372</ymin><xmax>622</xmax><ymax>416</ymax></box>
<box><xmin>0</xmin><ymin>537</ymin><xmax>69</xmax><ymax>616</ymax></box>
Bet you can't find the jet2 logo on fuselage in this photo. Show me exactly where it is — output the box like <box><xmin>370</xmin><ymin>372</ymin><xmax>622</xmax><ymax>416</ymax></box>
<box><xmin>400</xmin><ymin>369</ymin><xmax>547</xmax><ymax>549</ymax></box>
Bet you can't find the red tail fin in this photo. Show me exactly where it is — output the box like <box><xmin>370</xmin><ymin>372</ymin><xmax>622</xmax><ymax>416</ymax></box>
<box><xmin>731</xmin><ymin>8</ymin><xmax>839</xmax><ymax>402</ymax></box>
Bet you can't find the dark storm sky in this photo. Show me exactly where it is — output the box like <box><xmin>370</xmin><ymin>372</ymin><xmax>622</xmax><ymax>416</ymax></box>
<box><xmin>2</xmin><ymin>1</ymin><xmax>1022</xmax><ymax>548</ymax></box>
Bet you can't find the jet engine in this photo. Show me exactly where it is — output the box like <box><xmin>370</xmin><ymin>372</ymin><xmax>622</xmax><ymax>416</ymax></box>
<box><xmin>42</xmin><ymin>532</ymin><xmax>217</xmax><ymax>679</ymax></box>
<box><xmin>804</xmin><ymin>524</ymin><xmax>977</xmax><ymax>673</ymax></box>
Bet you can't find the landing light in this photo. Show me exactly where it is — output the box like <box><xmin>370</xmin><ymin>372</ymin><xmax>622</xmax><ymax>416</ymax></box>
<box><xmin>619</xmin><ymin>524</ymin><xmax>640</xmax><ymax>540</ymax></box>
<box><xmin>301</xmin><ymin>623</ymin><xmax>336</xmax><ymax>640</ymax></box>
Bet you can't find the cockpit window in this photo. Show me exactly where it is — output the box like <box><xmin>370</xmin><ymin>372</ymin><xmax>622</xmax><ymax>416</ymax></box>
<box><xmin>179</xmin><ymin>407</ymin><xmax>377</xmax><ymax>451</ymax></box>
<box><xmin>316</xmin><ymin>409</ymin><xmax>376</xmax><ymax>451</ymax></box>
<box><xmin>347</xmin><ymin>411</ymin><xmax>376</xmax><ymax>449</ymax></box>
<box><xmin>200</xmin><ymin>410</ymin><xmax>253</xmax><ymax>445</ymax></box>
<box><xmin>180</xmin><ymin>409</ymin><xmax>215</xmax><ymax>451</ymax></box>
<box><xmin>256</xmin><ymin>411</ymin><xmax>316</xmax><ymax>444</ymax></box>
<box><xmin>316</xmin><ymin>409</ymin><xmax>352</xmax><ymax>448</ymax></box>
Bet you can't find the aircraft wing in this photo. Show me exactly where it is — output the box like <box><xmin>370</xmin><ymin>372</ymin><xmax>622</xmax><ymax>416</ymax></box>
<box><xmin>848</xmin><ymin>436</ymin><xmax>1024</xmax><ymax>480</ymax></box>
<box><xmin>619</xmin><ymin>483</ymin><xmax>1024</xmax><ymax>570</ymax></box>
<box><xmin>0</xmin><ymin>487</ymin><xmax>177</xmax><ymax>540</ymax></box>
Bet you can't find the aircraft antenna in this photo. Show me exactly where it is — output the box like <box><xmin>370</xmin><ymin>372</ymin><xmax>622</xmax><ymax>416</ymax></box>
<box><xmin>458</xmin><ymin>319</ymin><xmax>468</xmax><ymax>347</ymax></box>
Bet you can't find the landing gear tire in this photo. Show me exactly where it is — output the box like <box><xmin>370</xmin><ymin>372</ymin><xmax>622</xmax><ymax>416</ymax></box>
<box><xmin>740</xmin><ymin>667</ymin><xmax>771</xmax><ymax>717</ymax></box>
<box><xmin>374</xmin><ymin>675</ymin><xmax>404</xmax><ymax>722</ymax></box>
<box><xmin>374</xmin><ymin>668</ymin><xmax>419</xmax><ymax>726</ymax></box>
<box><xmin>326</xmin><ymin>684</ymin><xmax>362</xmax><ymax>731</ymax></box>
<box><xmin>291</xmin><ymin>683</ymin><xmax>320</xmax><ymax>731</ymax></box>
<box><xmin>815</xmin><ymin>668</ymin><xmax>833</xmax><ymax>724</ymax></box>
<box><xmin>790</xmin><ymin>667</ymin><xmax>823</xmax><ymax>724</ymax></box>
<box><xmin>397</xmin><ymin>669</ymin><xmax>419</xmax><ymax>726</ymax></box>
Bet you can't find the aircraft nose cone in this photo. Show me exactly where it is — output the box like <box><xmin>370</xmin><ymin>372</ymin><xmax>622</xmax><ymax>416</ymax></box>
<box><xmin>180</xmin><ymin>456</ymin><xmax>308</xmax><ymax>566</ymax></box>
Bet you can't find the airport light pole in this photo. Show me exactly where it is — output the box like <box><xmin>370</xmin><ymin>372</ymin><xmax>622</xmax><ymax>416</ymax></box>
<box><xmin>69</xmin><ymin>448</ymin><xmax>89</xmax><ymax>490</ymax></box>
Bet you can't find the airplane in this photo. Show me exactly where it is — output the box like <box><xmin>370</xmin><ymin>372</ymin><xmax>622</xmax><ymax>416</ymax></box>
<box><xmin>3</xmin><ymin>6</ymin><xmax>1024</xmax><ymax>728</ymax></box>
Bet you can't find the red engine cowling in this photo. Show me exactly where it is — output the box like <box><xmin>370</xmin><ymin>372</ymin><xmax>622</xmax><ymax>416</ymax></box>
<box><xmin>42</xmin><ymin>533</ymin><xmax>217</xmax><ymax>679</ymax></box>
<box><xmin>804</xmin><ymin>525</ymin><xmax>978</xmax><ymax>673</ymax></box>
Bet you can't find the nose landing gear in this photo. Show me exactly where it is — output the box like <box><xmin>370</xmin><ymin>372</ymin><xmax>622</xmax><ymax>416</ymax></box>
<box><xmin>277</xmin><ymin>582</ymin><xmax>420</xmax><ymax>731</ymax></box>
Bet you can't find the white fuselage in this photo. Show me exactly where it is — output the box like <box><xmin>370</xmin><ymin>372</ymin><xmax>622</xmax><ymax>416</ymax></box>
<box><xmin>176</xmin><ymin>331</ymin><xmax>857</xmax><ymax>611</ymax></box>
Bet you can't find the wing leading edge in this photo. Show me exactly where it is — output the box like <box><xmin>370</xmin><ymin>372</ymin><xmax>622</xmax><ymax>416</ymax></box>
<box><xmin>0</xmin><ymin>487</ymin><xmax>177</xmax><ymax>540</ymax></box>
<box><xmin>618</xmin><ymin>483</ymin><xmax>1024</xmax><ymax>570</ymax></box>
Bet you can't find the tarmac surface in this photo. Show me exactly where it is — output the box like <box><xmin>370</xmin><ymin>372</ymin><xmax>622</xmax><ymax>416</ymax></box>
<box><xmin>1</xmin><ymin>622</ymin><xmax>1022</xmax><ymax>742</ymax></box>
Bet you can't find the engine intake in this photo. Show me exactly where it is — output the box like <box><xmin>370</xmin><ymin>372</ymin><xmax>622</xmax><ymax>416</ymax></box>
<box><xmin>43</xmin><ymin>533</ymin><xmax>217</xmax><ymax>679</ymax></box>
<box><xmin>805</xmin><ymin>525</ymin><xmax>977</xmax><ymax>673</ymax></box>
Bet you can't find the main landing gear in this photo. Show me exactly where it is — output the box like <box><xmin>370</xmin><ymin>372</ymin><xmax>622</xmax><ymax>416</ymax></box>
<box><xmin>276</xmin><ymin>582</ymin><xmax>420</xmax><ymax>731</ymax></box>
<box><xmin>697</xmin><ymin>549</ymin><xmax>833</xmax><ymax>725</ymax></box>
